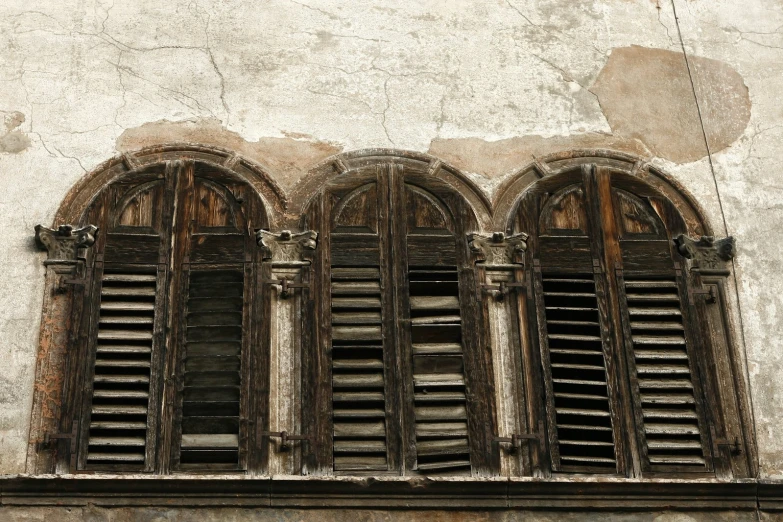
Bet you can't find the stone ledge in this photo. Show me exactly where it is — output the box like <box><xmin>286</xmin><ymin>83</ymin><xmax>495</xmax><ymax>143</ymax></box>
<box><xmin>0</xmin><ymin>475</ymin><xmax>767</xmax><ymax>510</ymax></box>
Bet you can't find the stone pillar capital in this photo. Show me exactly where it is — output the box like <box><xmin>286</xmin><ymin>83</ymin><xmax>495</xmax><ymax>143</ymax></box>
<box><xmin>675</xmin><ymin>234</ymin><xmax>736</xmax><ymax>276</ymax></box>
<box><xmin>257</xmin><ymin>229</ymin><xmax>317</xmax><ymax>265</ymax></box>
<box><xmin>468</xmin><ymin>231</ymin><xmax>528</xmax><ymax>267</ymax></box>
<box><xmin>35</xmin><ymin>224</ymin><xmax>98</xmax><ymax>263</ymax></box>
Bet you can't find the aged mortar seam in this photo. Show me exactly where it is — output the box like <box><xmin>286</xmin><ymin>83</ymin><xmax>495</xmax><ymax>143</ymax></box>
<box><xmin>671</xmin><ymin>0</ymin><xmax>758</xmax><ymax>474</ymax></box>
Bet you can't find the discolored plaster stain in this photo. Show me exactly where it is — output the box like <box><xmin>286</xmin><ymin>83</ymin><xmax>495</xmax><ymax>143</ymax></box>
<box><xmin>591</xmin><ymin>45</ymin><xmax>750</xmax><ymax>163</ymax></box>
<box><xmin>428</xmin><ymin>133</ymin><xmax>652</xmax><ymax>180</ymax></box>
<box><xmin>116</xmin><ymin>118</ymin><xmax>343</xmax><ymax>191</ymax></box>
<box><xmin>0</xmin><ymin>111</ymin><xmax>31</xmax><ymax>154</ymax></box>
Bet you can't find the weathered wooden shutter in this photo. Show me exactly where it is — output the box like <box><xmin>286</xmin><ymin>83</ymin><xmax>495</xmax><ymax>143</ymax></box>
<box><xmin>401</xmin><ymin>184</ymin><xmax>471</xmax><ymax>474</ymax></box>
<box><xmin>79</xmin><ymin>174</ymin><xmax>169</xmax><ymax>471</ymax></box>
<box><xmin>612</xmin><ymin>187</ymin><xmax>711</xmax><ymax>472</ymax></box>
<box><xmin>316</xmin><ymin>165</ymin><xmax>486</xmax><ymax>475</ymax></box>
<box><xmin>328</xmin><ymin>179</ymin><xmax>391</xmax><ymax>472</ymax></box>
<box><xmin>532</xmin><ymin>183</ymin><xmax>620</xmax><ymax>473</ymax></box>
<box><xmin>172</xmin><ymin>164</ymin><xmax>259</xmax><ymax>471</ymax></box>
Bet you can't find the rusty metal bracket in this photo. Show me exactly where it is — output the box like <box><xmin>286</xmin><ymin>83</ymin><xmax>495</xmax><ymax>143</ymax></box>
<box><xmin>691</xmin><ymin>285</ymin><xmax>717</xmax><ymax>304</ymax></box>
<box><xmin>264</xmin><ymin>277</ymin><xmax>310</xmax><ymax>299</ymax></box>
<box><xmin>480</xmin><ymin>280</ymin><xmax>526</xmax><ymax>302</ymax></box>
<box><xmin>493</xmin><ymin>420</ymin><xmax>545</xmax><ymax>455</ymax></box>
<box><xmin>41</xmin><ymin>422</ymin><xmax>78</xmax><ymax>470</ymax></box>
<box><xmin>259</xmin><ymin>430</ymin><xmax>311</xmax><ymax>452</ymax></box>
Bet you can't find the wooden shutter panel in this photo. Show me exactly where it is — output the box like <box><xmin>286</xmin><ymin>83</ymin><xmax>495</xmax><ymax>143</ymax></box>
<box><xmin>402</xmin><ymin>185</ymin><xmax>471</xmax><ymax>474</ymax></box>
<box><xmin>533</xmin><ymin>183</ymin><xmax>619</xmax><ymax>473</ymax></box>
<box><xmin>173</xmin><ymin>169</ymin><xmax>256</xmax><ymax>471</ymax></box>
<box><xmin>329</xmin><ymin>181</ymin><xmax>391</xmax><ymax>472</ymax></box>
<box><xmin>613</xmin><ymin>188</ymin><xmax>711</xmax><ymax>472</ymax></box>
<box><xmin>85</xmin><ymin>268</ymin><xmax>158</xmax><ymax>468</ymax></box>
<box><xmin>80</xmin><ymin>176</ymin><xmax>168</xmax><ymax>471</ymax></box>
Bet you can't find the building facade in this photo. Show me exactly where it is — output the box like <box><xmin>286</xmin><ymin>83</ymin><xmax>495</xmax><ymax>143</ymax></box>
<box><xmin>1</xmin><ymin>0</ymin><xmax>782</xmax><ymax>519</ymax></box>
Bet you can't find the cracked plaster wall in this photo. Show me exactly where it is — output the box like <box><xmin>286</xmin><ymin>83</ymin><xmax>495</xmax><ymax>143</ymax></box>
<box><xmin>0</xmin><ymin>0</ymin><xmax>781</xmax><ymax>482</ymax></box>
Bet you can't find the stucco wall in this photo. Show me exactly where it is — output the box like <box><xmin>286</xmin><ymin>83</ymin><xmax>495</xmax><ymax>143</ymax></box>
<box><xmin>0</xmin><ymin>0</ymin><xmax>780</xmax><ymax>480</ymax></box>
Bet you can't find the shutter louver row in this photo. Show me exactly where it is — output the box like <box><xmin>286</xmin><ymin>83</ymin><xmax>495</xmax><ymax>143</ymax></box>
<box><xmin>180</xmin><ymin>269</ymin><xmax>244</xmax><ymax>469</ymax></box>
<box><xmin>331</xmin><ymin>265</ymin><xmax>389</xmax><ymax>472</ymax></box>
<box><xmin>622</xmin><ymin>275</ymin><xmax>708</xmax><ymax>470</ymax></box>
<box><xmin>86</xmin><ymin>269</ymin><xmax>156</xmax><ymax>468</ymax></box>
<box><xmin>409</xmin><ymin>265</ymin><xmax>470</xmax><ymax>474</ymax></box>
<box><xmin>540</xmin><ymin>273</ymin><xmax>617</xmax><ymax>472</ymax></box>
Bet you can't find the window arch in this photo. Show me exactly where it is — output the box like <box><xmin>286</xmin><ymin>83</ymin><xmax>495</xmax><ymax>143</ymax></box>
<box><xmin>506</xmin><ymin>155</ymin><xmax>751</xmax><ymax>478</ymax></box>
<box><xmin>33</xmin><ymin>146</ymin><xmax>284</xmax><ymax>474</ymax></box>
<box><xmin>302</xmin><ymin>155</ymin><xmax>497</xmax><ymax>476</ymax></box>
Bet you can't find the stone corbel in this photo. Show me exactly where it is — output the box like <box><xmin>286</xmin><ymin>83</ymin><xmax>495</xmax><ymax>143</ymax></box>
<box><xmin>257</xmin><ymin>229</ymin><xmax>317</xmax><ymax>267</ymax></box>
<box><xmin>28</xmin><ymin>224</ymin><xmax>98</xmax><ymax>474</ymax></box>
<box><xmin>35</xmin><ymin>224</ymin><xmax>98</xmax><ymax>264</ymax></box>
<box><xmin>675</xmin><ymin>234</ymin><xmax>736</xmax><ymax>276</ymax></box>
<box><xmin>469</xmin><ymin>231</ymin><xmax>528</xmax><ymax>268</ymax></box>
<box><xmin>255</xmin><ymin>229</ymin><xmax>317</xmax><ymax>475</ymax></box>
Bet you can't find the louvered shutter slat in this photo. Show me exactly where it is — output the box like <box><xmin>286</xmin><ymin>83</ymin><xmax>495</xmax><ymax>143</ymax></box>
<box><xmin>331</xmin><ymin>264</ymin><xmax>389</xmax><ymax>471</ymax></box>
<box><xmin>178</xmin><ymin>269</ymin><xmax>243</xmax><ymax>470</ymax></box>
<box><xmin>85</xmin><ymin>269</ymin><xmax>156</xmax><ymax>469</ymax></box>
<box><xmin>408</xmin><ymin>265</ymin><xmax>471</xmax><ymax>474</ymax></box>
<box><xmin>623</xmin><ymin>275</ymin><xmax>709</xmax><ymax>471</ymax></box>
<box><xmin>539</xmin><ymin>273</ymin><xmax>618</xmax><ymax>472</ymax></box>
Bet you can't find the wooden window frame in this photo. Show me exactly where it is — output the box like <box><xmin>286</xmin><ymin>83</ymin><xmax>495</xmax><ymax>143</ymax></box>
<box><xmin>29</xmin><ymin>146</ymin><xmax>285</xmax><ymax>475</ymax></box>
<box><xmin>498</xmin><ymin>151</ymin><xmax>755</xmax><ymax>479</ymax></box>
<box><xmin>28</xmin><ymin>147</ymin><xmax>754</xmax><ymax>485</ymax></box>
<box><xmin>301</xmin><ymin>155</ymin><xmax>498</xmax><ymax>476</ymax></box>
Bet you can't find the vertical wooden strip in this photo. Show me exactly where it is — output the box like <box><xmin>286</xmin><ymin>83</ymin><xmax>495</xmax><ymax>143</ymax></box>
<box><xmin>378</xmin><ymin>165</ymin><xmax>401</xmax><ymax>472</ymax></box>
<box><xmin>532</xmin><ymin>263</ymin><xmax>561</xmax><ymax>470</ymax></box>
<box><xmin>390</xmin><ymin>165</ymin><xmax>416</xmax><ymax>473</ymax></box>
<box><xmin>586</xmin><ymin>166</ymin><xmax>634</xmax><ymax>476</ymax></box>
<box><xmin>159</xmin><ymin>160</ymin><xmax>194</xmax><ymax>473</ymax></box>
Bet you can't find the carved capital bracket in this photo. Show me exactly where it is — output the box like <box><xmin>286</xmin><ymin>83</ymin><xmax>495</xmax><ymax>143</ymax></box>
<box><xmin>257</xmin><ymin>229</ymin><xmax>318</xmax><ymax>266</ymax></box>
<box><xmin>35</xmin><ymin>224</ymin><xmax>98</xmax><ymax>264</ymax></box>
<box><xmin>675</xmin><ymin>234</ymin><xmax>736</xmax><ymax>276</ymax></box>
<box><xmin>468</xmin><ymin>231</ymin><xmax>529</xmax><ymax>267</ymax></box>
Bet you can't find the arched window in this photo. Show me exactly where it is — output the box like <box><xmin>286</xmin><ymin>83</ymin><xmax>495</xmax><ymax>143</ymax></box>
<box><xmin>302</xmin><ymin>157</ymin><xmax>496</xmax><ymax>475</ymax></box>
<box><xmin>38</xmin><ymin>152</ymin><xmax>277</xmax><ymax>473</ymax></box>
<box><xmin>510</xmin><ymin>160</ymin><xmax>741</xmax><ymax>476</ymax></box>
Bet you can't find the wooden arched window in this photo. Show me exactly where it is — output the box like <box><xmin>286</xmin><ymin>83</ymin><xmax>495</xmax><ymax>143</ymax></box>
<box><xmin>515</xmin><ymin>164</ymin><xmax>720</xmax><ymax>476</ymax></box>
<box><xmin>303</xmin><ymin>161</ymin><xmax>496</xmax><ymax>476</ymax></box>
<box><xmin>71</xmin><ymin>159</ymin><xmax>268</xmax><ymax>472</ymax></box>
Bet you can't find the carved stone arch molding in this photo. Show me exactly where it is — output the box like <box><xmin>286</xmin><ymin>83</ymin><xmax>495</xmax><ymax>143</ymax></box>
<box><xmin>493</xmin><ymin>149</ymin><xmax>756</xmax><ymax>479</ymax></box>
<box><xmin>29</xmin><ymin>144</ymin><xmax>288</xmax><ymax>474</ymax></box>
<box><xmin>289</xmin><ymin>148</ymin><xmax>493</xmax><ymax>230</ymax></box>
<box><xmin>493</xmin><ymin>149</ymin><xmax>713</xmax><ymax>237</ymax></box>
<box><xmin>53</xmin><ymin>143</ymin><xmax>287</xmax><ymax>228</ymax></box>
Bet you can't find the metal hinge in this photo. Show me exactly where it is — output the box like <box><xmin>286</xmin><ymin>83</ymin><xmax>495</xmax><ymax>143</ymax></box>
<box><xmin>493</xmin><ymin>420</ymin><xmax>545</xmax><ymax>455</ymax></box>
<box><xmin>259</xmin><ymin>430</ymin><xmax>311</xmax><ymax>452</ymax></box>
<box><xmin>691</xmin><ymin>285</ymin><xmax>717</xmax><ymax>305</ymax></box>
<box><xmin>56</xmin><ymin>274</ymin><xmax>88</xmax><ymax>294</ymax></box>
<box><xmin>40</xmin><ymin>421</ymin><xmax>78</xmax><ymax>470</ymax></box>
<box><xmin>479</xmin><ymin>280</ymin><xmax>526</xmax><ymax>302</ymax></box>
<box><xmin>264</xmin><ymin>277</ymin><xmax>310</xmax><ymax>299</ymax></box>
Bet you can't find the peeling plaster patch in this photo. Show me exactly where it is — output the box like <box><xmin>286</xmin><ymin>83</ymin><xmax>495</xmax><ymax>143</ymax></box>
<box><xmin>591</xmin><ymin>46</ymin><xmax>750</xmax><ymax>163</ymax></box>
<box><xmin>116</xmin><ymin>119</ymin><xmax>343</xmax><ymax>190</ymax></box>
<box><xmin>0</xmin><ymin>111</ymin><xmax>31</xmax><ymax>154</ymax></box>
<box><xmin>428</xmin><ymin>133</ymin><xmax>652</xmax><ymax>181</ymax></box>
